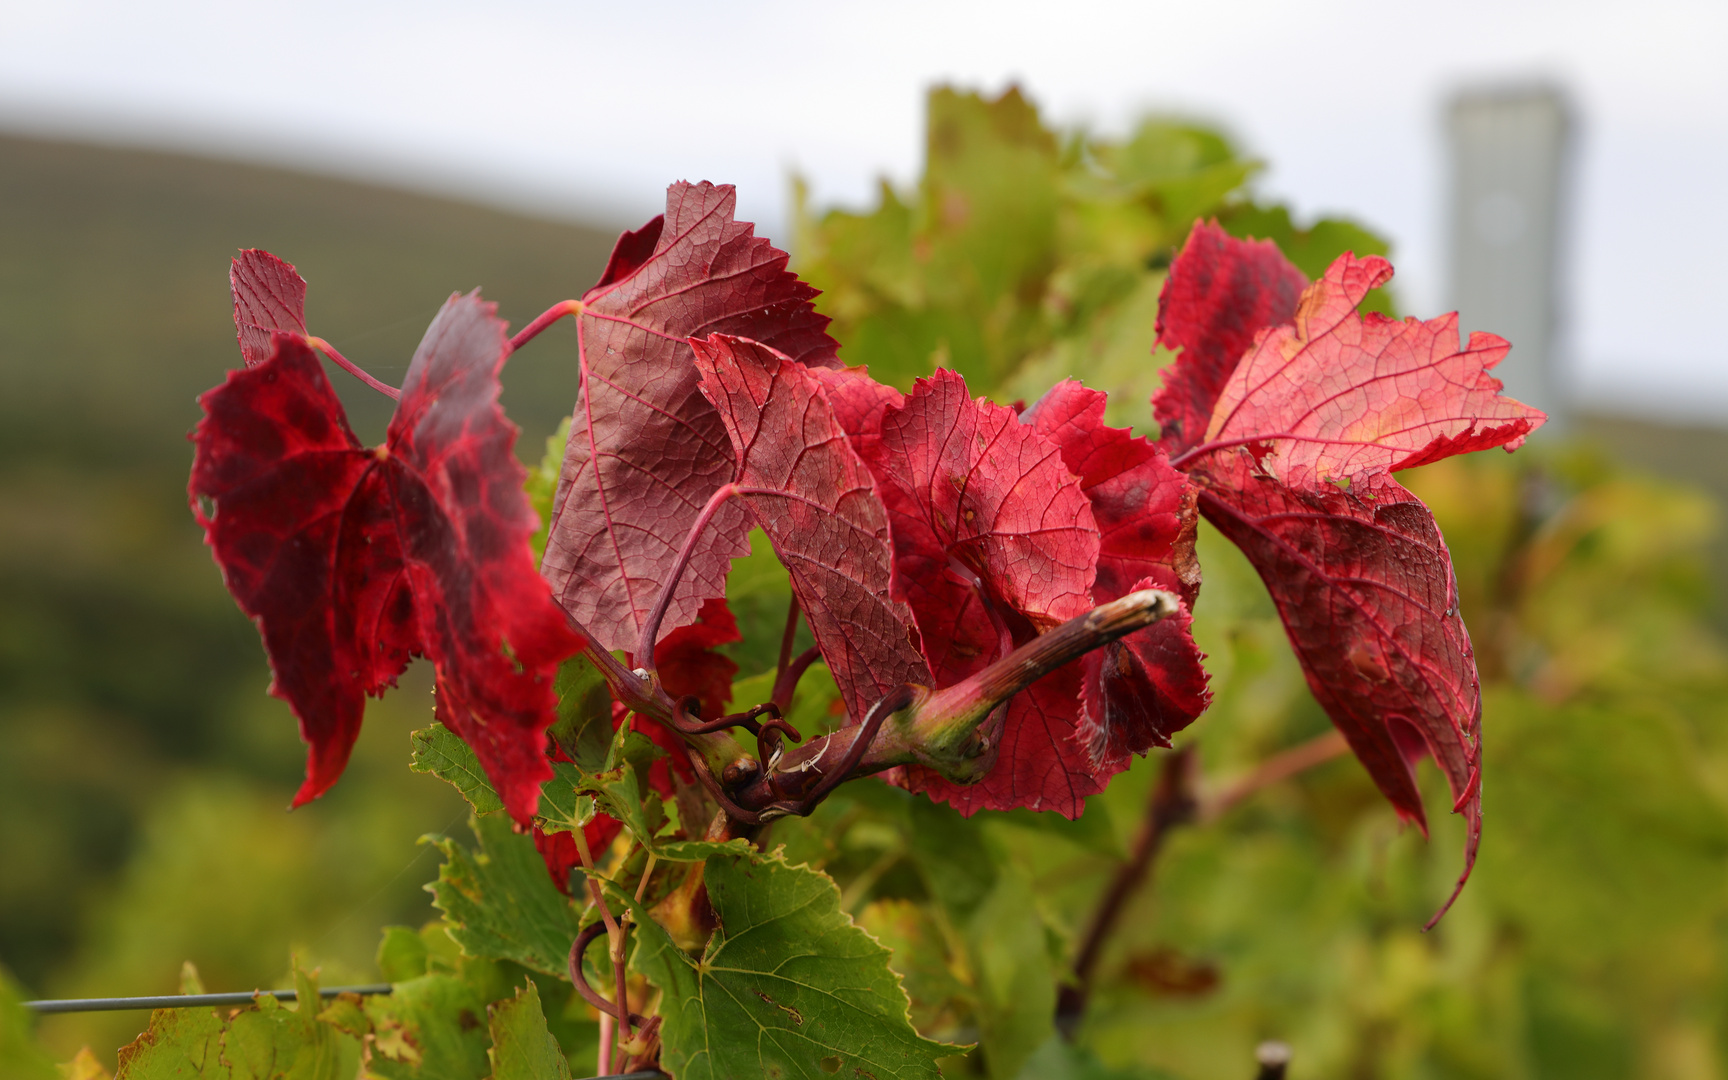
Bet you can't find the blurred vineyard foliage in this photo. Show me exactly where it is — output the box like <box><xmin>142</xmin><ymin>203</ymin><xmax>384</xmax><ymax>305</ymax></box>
<box><xmin>779</xmin><ymin>87</ymin><xmax>1728</xmax><ymax>1080</ymax></box>
<box><xmin>5</xmin><ymin>85</ymin><xmax>1728</xmax><ymax>1079</ymax></box>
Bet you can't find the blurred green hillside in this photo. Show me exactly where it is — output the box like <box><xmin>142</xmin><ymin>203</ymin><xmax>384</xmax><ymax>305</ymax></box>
<box><xmin>0</xmin><ymin>131</ymin><xmax>619</xmax><ymax>1045</ymax></box>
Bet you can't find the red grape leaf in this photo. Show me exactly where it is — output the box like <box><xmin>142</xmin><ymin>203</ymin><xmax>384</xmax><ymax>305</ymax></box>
<box><xmin>939</xmin><ymin>664</ymin><xmax>1093</xmax><ymax>818</ymax></box>
<box><xmin>1080</xmin><ymin>588</ymin><xmax>1210</xmax><ymax>765</ymax></box>
<box><xmin>690</xmin><ymin>334</ymin><xmax>930</xmax><ymax>723</ymax></box>
<box><xmin>809</xmin><ymin>364</ymin><xmax>904</xmax><ymax>453</ymax></box>
<box><xmin>1152</xmin><ymin>221</ymin><xmax>1306</xmax><ymax>453</ymax></box>
<box><xmin>862</xmin><ymin>369</ymin><xmax>1103</xmax><ymax>816</ymax></box>
<box><xmin>190</xmin><ymin>291</ymin><xmax>583</xmax><ymax>822</ymax></box>
<box><xmin>870</xmin><ymin>370</ymin><xmax>1098</xmax><ymax>630</ymax></box>
<box><xmin>654</xmin><ymin>596</ymin><xmax>742</xmax><ymax>724</ymax></box>
<box><xmin>1203</xmin><ymin>252</ymin><xmax>1547</xmax><ymax>486</ymax></box>
<box><xmin>543</xmin><ymin>183</ymin><xmax>841</xmax><ymax>657</ymax></box>
<box><xmin>231</xmin><ymin>249</ymin><xmax>308</xmax><ymax>367</ymax></box>
<box><xmin>1024</xmin><ymin>380</ymin><xmax>1211</xmax><ymax>762</ymax></box>
<box><xmin>1024</xmin><ymin>380</ymin><xmax>1199</xmax><ymax>604</ymax></box>
<box><xmin>1193</xmin><ymin>452</ymin><xmax>1481</xmax><ymax>921</ymax></box>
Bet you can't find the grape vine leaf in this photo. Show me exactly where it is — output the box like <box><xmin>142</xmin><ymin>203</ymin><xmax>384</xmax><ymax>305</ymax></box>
<box><xmin>691</xmin><ymin>334</ymin><xmax>932</xmax><ymax>723</ymax></box>
<box><xmin>115</xmin><ymin>970</ymin><xmax>354</xmax><ymax>1080</ymax></box>
<box><xmin>857</xmin><ymin>899</ymin><xmax>978</xmax><ymax>1041</ymax></box>
<box><xmin>1023</xmin><ymin>380</ymin><xmax>1210</xmax><ymax>763</ymax></box>
<box><xmin>377</xmin><ymin>926</ymin><xmax>432</xmax><ymax>983</ymax></box>
<box><xmin>542</xmin><ymin>182</ymin><xmax>841</xmax><ymax>658</ymax></box>
<box><xmin>230</xmin><ymin>249</ymin><xmax>307</xmax><ymax>367</ymax></box>
<box><xmin>0</xmin><ymin>968</ymin><xmax>56</xmax><ymax>1080</ymax></box>
<box><xmin>1193</xmin><ymin>457</ymin><xmax>1485</xmax><ymax>919</ymax></box>
<box><xmin>411</xmin><ymin>725</ymin><xmax>506</xmax><ymax>816</ymax></box>
<box><xmin>864</xmin><ymin>369</ymin><xmax>1104</xmax><ymax>816</ymax></box>
<box><xmin>191</xmin><ymin>290</ymin><xmax>583</xmax><ymax>822</ymax></box>
<box><xmin>1153</xmin><ymin>224</ymin><xmax>1544</xmax><ymax>918</ymax></box>
<box><xmin>355</xmin><ymin>973</ymin><xmax>492</xmax><ymax>1080</ymax></box>
<box><xmin>1152</xmin><ymin>221</ymin><xmax>1306</xmax><ymax>454</ymax></box>
<box><xmin>623</xmin><ymin>848</ymin><xmax>953</xmax><ymax>1080</ymax></box>
<box><xmin>1201</xmin><ymin>251</ymin><xmax>1546</xmax><ymax>486</ymax></box>
<box><xmin>428</xmin><ymin>813</ymin><xmax>583</xmax><ymax>978</ymax></box>
<box><xmin>486</xmin><ymin>981</ymin><xmax>573</xmax><ymax>1080</ymax></box>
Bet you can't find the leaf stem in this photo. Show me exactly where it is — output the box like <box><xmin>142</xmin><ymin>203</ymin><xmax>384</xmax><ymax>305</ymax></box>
<box><xmin>1055</xmin><ymin>728</ymin><xmax>1354</xmax><ymax>1037</ymax></box>
<box><xmin>508</xmin><ymin>299</ymin><xmax>583</xmax><ymax>352</ymax></box>
<box><xmin>633</xmin><ymin>481</ymin><xmax>783</xmax><ymax>669</ymax></box>
<box><xmin>303</xmin><ymin>336</ymin><xmax>400</xmax><ymax>400</ymax></box>
<box><xmin>571</xmin><ymin>827</ymin><xmax>633</xmax><ymax>1071</ymax></box>
<box><xmin>635</xmin><ymin>483</ymin><xmax>741</xmax><ymax>666</ymax></box>
<box><xmin>771</xmin><ymin>647</ymin><xmax>821</xmax><ymax>713</ymax></box>
<box><xmin>776</xmin><ymin>596</ymin><xmax>802</xmax><ymax>685</ymax></box>
<box><xmin>1200</xmin><ymin>729</ymin><xmax>1348</xmax><ymax>821</ymax></box>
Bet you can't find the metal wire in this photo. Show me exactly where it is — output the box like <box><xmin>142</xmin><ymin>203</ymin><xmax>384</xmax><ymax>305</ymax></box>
<box><xmin>23</xmin><ymin>987</ymin><xmax>669</xmax><ymax>1078</ymax></box>
<box><xmin>22</xmin><ymin>985</ymin><xmax>393</xmax><ymax>1013</ymax></box>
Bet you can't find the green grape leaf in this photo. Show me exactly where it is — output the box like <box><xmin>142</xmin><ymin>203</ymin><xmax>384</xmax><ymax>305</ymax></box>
<box><xmin>623</xmin><ymin>848</ymin><xmax>952</xmax><ymax>1079</ymax></box>
<box><xmin>538</xmin><ymin>731</ymin><xmax>666</xmax><ymax>846</ymax></box>
<box><xmin>966</xmin><ymin>867</ymin><xmax>1056</xmax><ymax>1080</ymax></box>
<box><xmin>486</xmin><ymin>980</ymin><xmax>573</xmax><ymax>1080</ymax></box>
<box><xmin>0</xmin><ymin>966</ymin><xmax>56</xmax><ymax>1080</ymax></box>
<box><xmin>377</xmin><ymin>925</ymin><xmax>432</xmax><ymax>983</ymax></box>
<box><xmin>532</xmin><ymin>761</ymin><xmax>600</xmax><ymax>837</ymax></box>
<box><xmin>429</xmin><ymin>814</ymin><xmax>582</xmax><ymax>977</ymax></box>
<box><xmin>527</xmin><ymin>417</ymin><xmax>571</xmax><ymax>564</ymax></box>
<box><xmin>540</xmin><ymin>725</ymin><xmax>749</xmax><ymax>862</ymax></box>
<box><xmin>858</xmin><ymin>899</ymin><xmax>977</xmax><ymax>1041</ymax></box>
<box><xmin>115</xmin><ymin>970</ymin><xmax>356</xmax><ymax>1080</ymax></box>
<box><xmin>115</xmin><ymin>1004</ymin><xmax>228</xmax><ymax>1078</ymax></box>
<box><xmin>411</xmin><ymin>724</ymin><xmax>507</xmax><ymax>816</ymax></box>
<box><xmin>361</xmin><ymin>973</ymin><xmax>491</xmax><ymax>1080</ymax></box>
<box><xmin>548</xmin><ymin>653</ymin><xmax>613</xmax><ymax>774</ymax></box>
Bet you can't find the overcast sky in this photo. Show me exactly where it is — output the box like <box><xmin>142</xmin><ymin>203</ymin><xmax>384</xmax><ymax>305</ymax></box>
<box><xmin>3</xmin><ymin>0</ymin><xmax>1724</xmax><ymax>419</ymax></box>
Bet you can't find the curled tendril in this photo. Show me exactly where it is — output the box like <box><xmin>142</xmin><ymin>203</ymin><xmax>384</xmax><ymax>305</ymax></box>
<box><xmin>567</xmin><ymin>922</ymin><xmax>646</xmax><ymax>1031</ymax></box>
<box><xmin>666</xmin><ymin>695</ymin><xmax>783</xmax><ymax>737</ymax></box>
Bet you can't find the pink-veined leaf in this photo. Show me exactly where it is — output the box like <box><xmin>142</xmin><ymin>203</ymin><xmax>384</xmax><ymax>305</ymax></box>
<box><xmin>1202</xmin><ymin>252</ymin><xmax>1547</xmax><ymax>486</ymax></box>
<box><xmin>1193</xmin><ymin>453</ymin><xmax>1481</xmax><ymax>923</ymax></box>
<box><xmin>862</xmin><ymin>369</ymin><xmax>1103</xmax><ymax>816</ymax></box>
<box><xmin>1151</xmin><ymin>223</ymin><xmax>1538</xmax><ymax>919</ymax></box>
<box><xmin>809</xmin><ymin>363</ymin><xmax>904</xmax><ymax>454</ymax></box>
<box><xmin>1152</xmin><ymin>221</ymin><xmax>1306</xmax><ymax>454</ymax></box>
<box><xmin>542</xmin><ymin>183</ymin><xmax>841</xmax><ymax>656</ymax></box>
<box><xmin>1024</xmin><ymin>380</ymin><xmax>1211</xmax><ymax>763</ymax></box>
<box><xmin>191</xmin><ymin>291</ymin><xmax>583</xmax><ymax>823</ymax></box>
<box><xmin>231</xmin><ymin>249</ymin><xmax>308</xmax><ymax>367</ymax></box>
<box><xmin>690</xmin><ymin>334</ymin><xmax>930</xmax><ymax>724</ymax></box>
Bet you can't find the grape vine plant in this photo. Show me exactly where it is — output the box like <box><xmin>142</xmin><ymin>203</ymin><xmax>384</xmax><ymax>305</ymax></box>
<box><xmin>171</xmin><ymin>166</ymin><xmax>1541</xmax><ymax>1079</ymax></box>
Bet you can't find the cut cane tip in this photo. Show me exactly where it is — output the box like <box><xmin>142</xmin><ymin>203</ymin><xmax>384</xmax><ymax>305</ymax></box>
<box><xmin>1089</xmin><ymin>588</ymin><xmax>1180</xmax><ymax>633</ymax></box>
<box><xmin>1255</xmin><ymin>1040</ymin><xmax>1292</xmax><ymax>1079</ymax></box>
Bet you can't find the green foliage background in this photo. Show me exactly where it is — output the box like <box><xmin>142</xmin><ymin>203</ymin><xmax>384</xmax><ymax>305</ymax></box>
<box><xmin>6</xmin><ymin>86</ymin><xmax>1728</xmax><ymax>1079</ymax></box>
